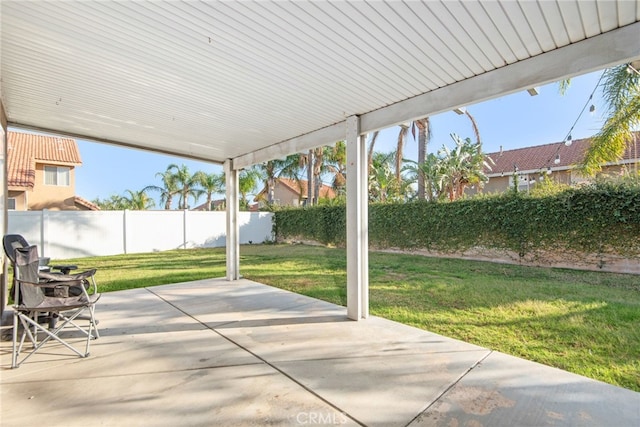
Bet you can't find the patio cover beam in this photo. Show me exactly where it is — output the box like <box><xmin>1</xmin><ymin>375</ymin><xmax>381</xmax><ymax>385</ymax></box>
<box><xmin>224</xmin><ymin>159</ymin><xmax>240</xmax><ymax>281</ymax></box>
<box><xmin>233</xmin><ymin>23</ymin><xmax>640</xmax><ymax>170</ymax></box>
<box><xmin>346</xmin><ymin>115</ymin><xmax>368</xmax><ymax>320</ymax></box>
<box><xmin>1</xmin><ymin>99</ymin><xmax>7</xmax><ymax>315</ymax></box>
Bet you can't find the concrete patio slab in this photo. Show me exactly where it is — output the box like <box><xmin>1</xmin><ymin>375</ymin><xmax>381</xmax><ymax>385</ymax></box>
<box><xmin>273</xmin><ymin>351</ymin><xmax>489</xmax><ymax>427</ymax></box>
<box><xmin>1</xmin><ymin>278</ymin><xmax>638</xmax><ymax>426</ymax></box>
<box><xmin>2</xmin><ymin>362</ymin><xmax>358</xmax><ymax>427</ymax></box>
<box><xmin>411</xmin><ymin>351</ymin><xmax>640</xmax><ymax>426</ymax></box>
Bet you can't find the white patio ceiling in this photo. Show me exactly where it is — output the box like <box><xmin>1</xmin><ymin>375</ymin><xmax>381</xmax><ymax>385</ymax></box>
<box><xmin>2</xmin><ymin>1</ymin><xmax>640</xmax><ymax>169</ymax></box>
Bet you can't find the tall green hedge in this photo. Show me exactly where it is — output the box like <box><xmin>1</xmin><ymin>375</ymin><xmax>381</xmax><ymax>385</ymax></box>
<box><xmin>273</xmin><ymin>183</ymin><xmax>640</xmax><ymax>258</ymax></box>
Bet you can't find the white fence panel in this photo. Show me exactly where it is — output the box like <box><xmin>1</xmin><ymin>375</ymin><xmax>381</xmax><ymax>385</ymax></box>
<box><xmin>7</xmin><ymin>210</ymin><xmax>273</xmax><ymax>259</ymax></box>
<box><xmin>239</xmin><ymin>213</ymin><xmax>273</xmax><ymax>244</ymax></box>
<box><xmin>7</xmin><ymin>211</ymin><xmax>43</xmax><ymax>249</ymax></box>
<box><xmin>45</xmin><ymin>210</ymin><xmax>124</xmax><ymax>259</ymax></box>
<box><xmin>125</xmin><ymin>210</ymin><xmax>185</xmax><ymax>253</ymax></box>
<box><xmin>185</xmin><ymin>211</ymin><xmax>227</xmax><ymax>247</ymax></box>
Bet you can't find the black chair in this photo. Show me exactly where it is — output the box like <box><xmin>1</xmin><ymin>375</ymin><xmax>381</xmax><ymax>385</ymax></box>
<box><xmin>3</xmin><ymin>235</ymin><xmax>49</xmax><ymax>301</ymax></box>
<box><xmin>3</xmin><ymin>234</ymin><xmax>99</xmax><ymax>328</ymax></box>
<box><xmin>11</xmin><ymin>244</ymin><xmax>100</xmax><ymax>368</ymax></box>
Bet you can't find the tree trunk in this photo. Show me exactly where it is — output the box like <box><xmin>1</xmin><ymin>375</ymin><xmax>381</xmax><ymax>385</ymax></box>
<box><xmin>307</xmin><ymin>149</ymin><xmax>314</xmax><ymax>206</ymax></box>
<box><xmin>267</xmin><ymin>178</ymin><xmax>274</xmax><ymax>204</ymax></box>
<box><xmin>367</xmin><ymin>131</ymin><xmax>379</xmax><ymax>175</ymax></box>
<box><xmin>416</xmin><ymin>119</ymin><xmax>429</xmax><ymax>200</ymax></box>
<box><xmin>396</xmin><ymin>125</ymin><xmax>407</xmax><ymax>184</ymax></box>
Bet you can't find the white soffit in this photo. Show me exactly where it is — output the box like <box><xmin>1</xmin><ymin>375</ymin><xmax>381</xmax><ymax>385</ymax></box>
<box><xmin>2</xmin><ymin>1</ymin><xmax>639</xmax><ymax>167</ymax></box>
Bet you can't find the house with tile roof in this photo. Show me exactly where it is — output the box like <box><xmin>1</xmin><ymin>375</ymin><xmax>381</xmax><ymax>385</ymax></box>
<box><xmin>476</xmin><ymin>132</ymin><xmax>640</xmax><ymax>194</ymax></box>
<box><xmin>7</xmin><ymin>131</ymin><xmax>99</xmax><ymax>211</ymax></box>
<box><xmin>255</xmin><ymin>177</ymin><xmax>337</xmax><ymax>207</ymax></box>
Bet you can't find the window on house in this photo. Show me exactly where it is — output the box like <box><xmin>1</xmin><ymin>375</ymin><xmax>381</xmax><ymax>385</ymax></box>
<box><xmin>44</xmin><ymin>166</ymin><xmax>70</xmax><ymax>186</ymax></box>
<box><xmin>7</xmin><ymin>198</ymin><xmax>16</xmax><ymax>210</ymax></box>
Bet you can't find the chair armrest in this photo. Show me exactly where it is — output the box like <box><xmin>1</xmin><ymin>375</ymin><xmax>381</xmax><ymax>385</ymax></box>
<box><xmin>39</xmin><ymin>269</ymin><xmax>96</xmax><ymax>282</ymax></box>
<box><xmin>38</xmin><ymin>269</ymin><xmax>98</xmax><ymax>296</ymax></box>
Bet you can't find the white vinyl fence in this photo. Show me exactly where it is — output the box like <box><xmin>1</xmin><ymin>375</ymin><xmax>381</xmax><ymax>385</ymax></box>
<box><xmin>8</xmin><ymin>210</ymin><xmax>273</xmax><ymax>259</ymax></box>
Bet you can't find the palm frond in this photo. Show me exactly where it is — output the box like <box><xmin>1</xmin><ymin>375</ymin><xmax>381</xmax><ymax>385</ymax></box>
<box><xmin>580</xmin><ymin>94</ymin><xmax>640</xmax><ymax>175</ymax></box>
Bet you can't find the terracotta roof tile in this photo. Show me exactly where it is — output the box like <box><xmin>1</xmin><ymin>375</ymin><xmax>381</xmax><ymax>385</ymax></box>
<box><xmin>74</xmin><ymin>196</ymin><xmax>100</xmax><ymax>211</ymax></box>
<box><xmin>7</xmin><ymin>131</ymin><xmax>81</xmax><ymax>188</ymax></box>
<box><xmin>486</xmin><ymin>132</ymin><xmax>640</xmax><ymax>176</ymax></box>
<box><xmin>258</xmin><ymin>177</ymin><xmax>337</xmax><ymax>199</ymax></box>
<box><xmin>278</xmin><ymin>178</ymin><xmax>336</xmax><ymax>199</ymax></box>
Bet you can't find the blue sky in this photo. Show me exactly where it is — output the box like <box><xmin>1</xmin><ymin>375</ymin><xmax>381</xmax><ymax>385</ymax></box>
<box><xmin>75</xmin><ymin>69</ymin><xmax>606</xmax><ymax>208</ymax></box>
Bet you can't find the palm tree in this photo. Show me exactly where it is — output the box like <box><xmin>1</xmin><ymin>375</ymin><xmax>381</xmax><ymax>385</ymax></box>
<box><xmin>369</xmin><ymin>151</ymin><xmax>402</xmax><ymax>203</ymax></box>
<box><xmin>257</xmin><ymin>160</ymin><xmax>279</xmax><ymax>205</ymax></box>
<box><xmin>437</xmin><ymin>134</ymin><xmax>492</xmax><ymax>201</ymax></box>
<box><xmin>166</xmin><ymin>164</ymin><xmax>202</xmax><ymax>209</ymax></box>
<box><xmin>464</xmin><ymin>110</ymin><xmax>481</xmax><ymax>147</ymax></box>
<box><xmin>256</xmin><ymin>155</ymin><xmax>304</xmax><ymax>205</ymax></box>
<box><xmin>367</xmin><ymin>131</ymin><xmax>381</xmax><ymax>174</ymax></box>
<box><xmin>414</xmin><ymin>118</ymin><xmax>431</xmax><ymax>199</ymax></box>
<box><xmin>390</xmin><ymin>118</ymin><xmax>433</xmax><ymax>199</ymax></box>
<box><xmin>326</xmin><ymin>140</ymin><xmax>347</xmax><ymax>195</ymax></box>
<box><xmin>257</xmin><ymin>158</ymin><xmax>293</xmax><ymax>204</ymax></box>
<box><xmin>309</xmin><ymin>142</ymin><xmax>349</xmax><ymax>203</ymax></box>
<box><xmin>399</xmin><ymin>113</ymin><xmax>480</xmax><ymax>199</ymax></box>
<box><xmin>144</xmin><ymin>166</ymin><xmax>179</xmax><ymax>210</ymax></box>
<box><xmin>238</xmin><ymin>166</ymin><xmax>262</xmax><ymax>209</ymax></box>
<box><xmin>580</xmin><ymin>63</ymin><xmax>640</xmax><ymax>175</ymax></box>
<box><xmin>395</xmin><ymin>123</ymin><xmax>410</xmax><ymax>184</ymax></box>
<box><xmin>317</xmin><ymin>147</ymin><xmax>329</xmax><ymax>202</ymax></box>
<box><xmin>194</xmin><ymin>171</ymin><xmax>224</xmax><ymax>211</ymax></box>
<box><xmin>298</xmin><ymin>143</ymin><xmax>346</xmax><ymax>205</ymax></box>
<box><xmin>123</xmin><ymin>189</ymin><xmax>156</xmax><ymax>210</ymax></box>
<box><xmin>403</xmin><ymin>153</ymin><xmax>440</xmax><ymax>202</ymax></box>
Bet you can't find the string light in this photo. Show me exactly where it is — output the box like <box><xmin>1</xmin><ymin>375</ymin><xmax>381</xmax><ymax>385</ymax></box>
<box><xmin>627</xmin><ymin>62</ymin><xmax>640</xmax><ymax>76</ymax></box>
<box><xmin>538</xmin><ymin>69</ymin><xmax>606</xmax><ymax>175</ymax></box>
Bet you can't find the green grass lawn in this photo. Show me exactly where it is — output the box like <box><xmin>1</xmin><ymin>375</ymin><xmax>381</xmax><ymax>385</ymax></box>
<box><xmin>57</xmin><ymin>244</ymin><xmax>640</xmax><ymax>392</ymax></box>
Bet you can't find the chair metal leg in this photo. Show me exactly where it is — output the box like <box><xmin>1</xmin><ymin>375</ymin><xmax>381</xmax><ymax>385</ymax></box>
<box><xmin>13</xmin><ymin>311</ymin><xmax>89</xmax><ymax>368</ymax></box>
<box><xmin>12</xmin><ymin>311</ymin><xmax>18</xmax><ymax>369</ymax></box>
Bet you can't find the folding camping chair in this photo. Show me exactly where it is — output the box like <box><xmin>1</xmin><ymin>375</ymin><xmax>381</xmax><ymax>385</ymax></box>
<box><xmin>11</xmin><ymin>244</ymin><xmax>100</xmax><ymax>368</ymax></box>
<box><xmin>3</xmin><ymin>234</ymin><xmax>99</xmax><ymax>328</ymax></box>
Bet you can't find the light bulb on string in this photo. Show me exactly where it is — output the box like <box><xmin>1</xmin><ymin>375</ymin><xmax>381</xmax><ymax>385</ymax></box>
<box><xmin>565</xmin><ymin>134</ymin><xmax>572</xmax><ymax>146</ymax></box>
<box><xmin>554</xmin><ymin>154</ymin><xmax>561</xmax><ymax>165</ymax></box>
<box><xmin>589</xmin><ymin>105</ymin><xmax>596</xmax><ymax>115</ymax></box>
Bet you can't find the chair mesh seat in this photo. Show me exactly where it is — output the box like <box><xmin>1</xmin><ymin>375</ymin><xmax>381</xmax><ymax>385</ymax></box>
<box><xmin>17</xmin><ymin>293</ymin><xmax>100</xmax><ymax>312</ymax></box>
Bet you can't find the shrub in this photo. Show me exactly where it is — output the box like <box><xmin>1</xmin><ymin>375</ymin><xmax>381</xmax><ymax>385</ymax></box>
<box><xmin>274</xmin><ymin>182</ymin><xmax>640</xmax><ymax>258</ymax></box>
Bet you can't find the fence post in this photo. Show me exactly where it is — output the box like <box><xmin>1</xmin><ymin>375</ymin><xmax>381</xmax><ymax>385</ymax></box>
<box><xmin>123</xmin><ymin>209</ymin><xmax>128</xmax><ymax>254</ymax></box>
<box><xmin>183</xmin><ymin>209</ymin><xmax>188</xmax><ymax>249</ymax></box>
